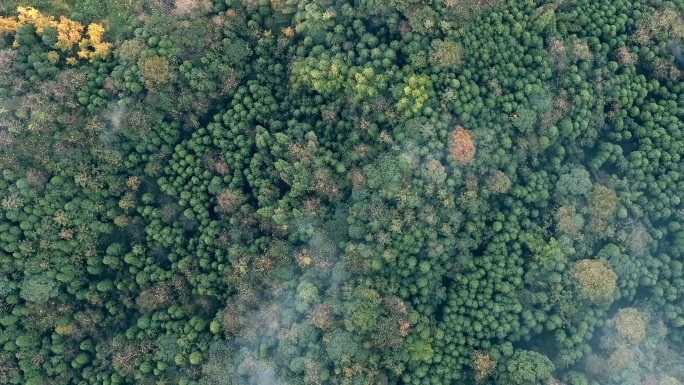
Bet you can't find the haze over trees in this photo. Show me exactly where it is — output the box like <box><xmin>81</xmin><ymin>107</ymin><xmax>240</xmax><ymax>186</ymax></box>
<box><xmin>1</xmin><ymin>0</ymin><xmax>684</xmax><ymax>384</ymax></box>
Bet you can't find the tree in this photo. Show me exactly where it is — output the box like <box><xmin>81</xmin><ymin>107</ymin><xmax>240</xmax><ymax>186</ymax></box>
<box><xmin>395</xmin><ymin>74</ymin><xmax>433</xmax><ymax>118</ymax></box>
<box><xmin>472</xmin><ymin>350</ymin><xmax>497</xmax><ymax>381</ymax></box>
<box><xmin>20</xmin><ymin>273</ymin><xmax>58</xmax><ymax>303</ymax></box>
<box><xmin>326</xmin><ymin>329</ymin><xmax>359</xmax><ymax>361</ymax></box>
<box><xmin>55</xmin><ymin>16</ymin><xmax>84</xmax><ymax>51</ymax></box>
<box><xmin>555</xmin><ymin>205</ymin><xmax>583</xmax><ymax>238</ymax></box>
<box><xmin>309</xmin><ymin>303</ymin><xmax>334</xmax><ymax>330</ymax></box>
<box><xmin>215</xmin><ymin>188</ymin><xmax>245</xmax><ymax>214</ymax></box>
<box><xmin>572</xmin><ymin>259</ymin><xmax>617</xmax><ymax>305</ymax></box>
<box><xmin>117</xmin><ymin>38</ymin><xmax>145</xmax><ymax>63</ymax></box>
<box><xmin>555</xmin><ymin>166</ymin><xmax>592</xmax><ymax>197</ymax></box>
<box><xmin>486</xmin><ymin>170</ymin><xmax>512</xmax><ymax>194</ymax></box>
<box><xmin>586</xmin><ymin>184</ymin><xmax>618</xmax><ymax>236</ymax></box>
<box><xmin>0</xmin><ymin>275</ymin><xmax>11</xmax><ymax>297</ymax></box>
<box><xmin>449</xmin><ymin>126</ymin><xmax>475</xmax><ymax>162</ymax></box>
<box><xmin>138</xmin><ymin>55</ymin><xmax>172</xmax><ymax>91</ymax></box>
<box><xmin>2</xmin><ymin>1</ymin><xmax>684</xmax><ymax>384</ymax></box>
<box><xmin>344</xmin><ymin>287</ymin><xmax>381</xmax><ymax>334</ymax></box>
<box><xmin>505</xmin><ymin>350</ymin><xmax>555</xmax><ymax>385</ymax></box>
<box><xmin>430</xmin><ymin>39</ymin><xmax>462</xmax><ymax>67</ymax></box>
<box><xmin>604</xmin><ymin>307</ymin><xmax>647</xmax><ymax>345</ymax></box>
<box><xmin>0</xmin><ymin>7</ymin><xmax>111</xmax><ymax>64</ymax></box>
<box><xmin>295</xmin><ymin>281</ymin><xmax>320</xmax><ymax>313</ymax></box>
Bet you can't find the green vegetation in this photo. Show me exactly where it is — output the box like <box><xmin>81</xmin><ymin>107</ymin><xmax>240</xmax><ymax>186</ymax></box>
<box><xmin>1</xmin><ymin>0</ymin><xmax>684</xmax><ymax>384</ymax></box>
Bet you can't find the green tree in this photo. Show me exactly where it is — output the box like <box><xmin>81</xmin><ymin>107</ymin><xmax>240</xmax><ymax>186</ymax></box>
<box><xmin>555</xmin><ymin>166</ymin><xmax>592</xmax><ymax>197</ymax></box>
<box><xmin>344</xmin><ymin>287</ymin><xmax>381</xmax><ymax>334</ymax></box>
<box><xmin>20</xmin><ymin>273</ymin><xmax>58</xmax><ymax>303</ymax></box>
<box><xmin>505</xmin><ymin>350</ymin><xmax>555</xmax><ymax>385</ymax></box>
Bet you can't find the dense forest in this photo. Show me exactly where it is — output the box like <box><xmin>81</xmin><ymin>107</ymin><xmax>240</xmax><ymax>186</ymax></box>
<box><xmin>1</xmin><ymin>0</ymin><xmax>684</xmax><ymax>384</ymax></box>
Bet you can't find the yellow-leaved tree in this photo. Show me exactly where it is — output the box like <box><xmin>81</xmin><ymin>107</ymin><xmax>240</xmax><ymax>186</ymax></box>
<box><xmin>0</xmin><ymin>16</ymin><xmax>19</xmax><ymax>34</ymax></box>
<box><xmin>89</xmin><ymin>24</ymin><xmax>113</xmax><ymax>61</ymax></box>
<box><xmin>16</xmin><ymin>6</ymin><xmax>57</xmax><ymax>35</ymax></box>
<box><xmin>0</xmin><ymin>6</ymin><xmax>111</xmax><ymax>63</ymax></box>
<box><xmin>55</xmin><ymin>15</ymin><xmax>84</xmax><ymax>51</ymax></box>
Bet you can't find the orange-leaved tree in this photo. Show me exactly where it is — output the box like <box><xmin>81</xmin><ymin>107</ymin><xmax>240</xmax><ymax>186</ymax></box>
<box><xmin>449</xmin><ymin>126</ymin><xmax>475</xmax><ymax>161</ymax></box>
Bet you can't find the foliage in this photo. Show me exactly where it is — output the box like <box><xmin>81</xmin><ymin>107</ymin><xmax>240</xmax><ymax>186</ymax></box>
<box><xmin>587</xmin><ymin>305</ymin><xmax>684</xmax><ymax>385</ymax></box>
<box><xmin>607</xmin><ymin>307</ymin><xmax>646</xmax><ymax>345</ymax></box>
<box><xmin>572</xmin><ymin>259</ymin><xmax>617</xmax><ymax>305</ymax></box>
<box><xmin>555</xmin><ymin>166</ymin><xmax>592</xmax><ymax>197</ymax></box>
<box><xmin>472</xmin><ymin>350</ymin><xmax>497</xmax><ymax>381</ymax></box>
<box><xmin>505</xmin><ymin>350</ymin><xmax>555</xmax><ymax>385</ymax></box>
<box><xmin>0</xmin><ymin>6</ymin><xmax>111</xmax><ymax>63</ymax></box>
<box><xmin>449</xmin><ymin>126</ymin><xmax>475</xmax><ymax>162</ymax></box>
<box><xmin>19</xmin><ymin>273</ymin><xmax>58</xmax><ymax>303</ymax></box>
<box><xmin>2</xmin><ymin>0</ymin><xmax>684</xmax><ymax>384</ymax></box>
<box><xmin>137</xmin><ymin>55</ymin><xmax>171</xmax><ymax>91</ymax></box>
<box><xmin>430</xmin><ymin>39</ymin><xmax>462</xmax><ymax>67</ymax></box>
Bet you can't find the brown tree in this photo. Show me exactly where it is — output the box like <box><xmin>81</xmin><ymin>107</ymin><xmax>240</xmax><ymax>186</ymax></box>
<box><xmin>216</xmin><ymin>188</ymin><xmax>245</xmax><ymax>214</ymax></box>
<box><xmin>137</xmin><ymin>55</ymin><xmax>172</xmax><ymax>91</ymax></box>
<box><xmin>471</xmin><ymin>350</ymin><xmax>497</xmax><ymax>381</ymax></box>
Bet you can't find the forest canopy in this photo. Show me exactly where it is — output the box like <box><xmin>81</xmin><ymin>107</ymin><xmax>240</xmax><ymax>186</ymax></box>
<box><xmin>1</xmin><ymin>0</ymin><xmax>684</xmax><ymax>384</ymax></box>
